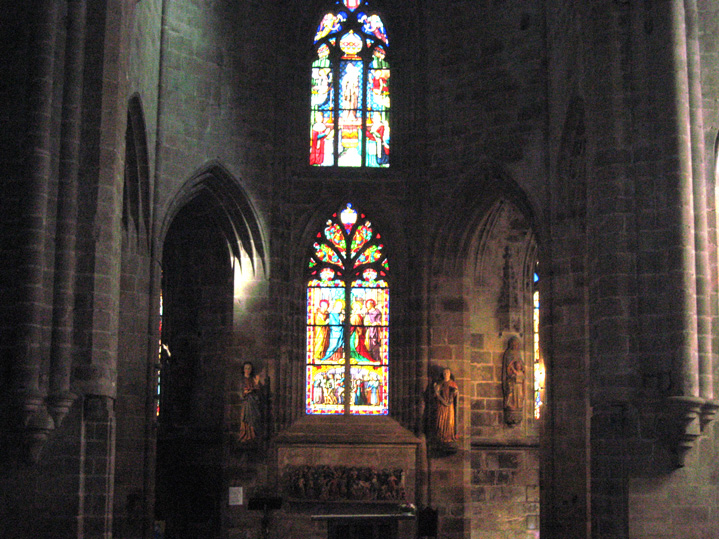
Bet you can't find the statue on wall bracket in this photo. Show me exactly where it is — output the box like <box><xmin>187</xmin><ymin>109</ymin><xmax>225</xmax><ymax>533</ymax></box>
<box><xmin>502</xmin><ymin>336</ymin><xmax>525</xmax><ymax>426</ymax></box>
<box><xmin>424</xmin><ymin>366</ymin><xmax>459</xmax><ymax>455</ymax></box>
<box><xmin>233</xmin><ymin>360</ymin><xmax>268</xmax><ymax>453</ymax></box>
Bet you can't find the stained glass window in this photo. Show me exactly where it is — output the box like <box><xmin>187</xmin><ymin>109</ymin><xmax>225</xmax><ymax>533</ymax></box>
<box><xmin>306</xmin><ymin>203</ymin><xmax>389</xmax><ymax>415</ymax></box>
<box><xmin>156</xmin><ymin>292</ymin><xmax>164</xmax><ymax>418</ymax></box>
<box><xmin>533</xmin><ymin>270</ymin><xmax>545</xmax><ymax>419</ymax></box>
<box><xmin>310</xmin><ymin>0</ymin><xmax>390</xmax><ymax>168</ymax></box>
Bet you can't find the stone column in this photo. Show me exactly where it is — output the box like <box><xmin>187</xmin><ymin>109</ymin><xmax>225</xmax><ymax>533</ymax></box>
<box><xmin>13</xmin><ymin>0</ymin><xmax>60</xmax><ymax>428</ymax></box>
<box><xmin>48</xmin><ymin>0</ymin><xmax>88</xmax><ymax>428</ymax></box>
<box><xmin>669</xmin><ymin>0</ymin><xmax>701</xmax><ymax>400</ymax></box>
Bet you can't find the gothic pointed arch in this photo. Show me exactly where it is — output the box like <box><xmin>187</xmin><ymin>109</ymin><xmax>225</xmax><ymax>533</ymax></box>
<box><xmin>123</xmin><ymin>94</ymin><xmax>151</xmax><ymax>242</ymax></box>
<box><xmin>160</xmin><ymin>163</ymin><xmax>268</xmax><ymax>279</ymax></box>
<box><xmin>427</xmin><ymin>168</ymin><xmax>542</xmax><ymax>536</ymax></box>
<box><xmin>431</xmin><ymin>162</ymin><xmax>540</xmax><ymax>275</ymax></box>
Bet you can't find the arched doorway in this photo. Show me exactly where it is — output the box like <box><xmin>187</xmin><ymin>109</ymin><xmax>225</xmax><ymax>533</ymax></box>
<box><xmin>154</xmin><ymin>167</ymin><xmax>266</xmax><ymax>539</ymax></box>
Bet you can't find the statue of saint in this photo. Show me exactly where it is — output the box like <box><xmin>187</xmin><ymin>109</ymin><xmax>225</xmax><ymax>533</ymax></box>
<box><xmin>238</xmin><ymin>361</ymin><xmax>264</xmax><ymax>443</ymax></box>
<box><xmin>433</xmin><ymin>368</ymin><xmax>458</xmax><ymax>443</ymax></box>
<box><xmin>502</xmin><ymin>336</ymin><xmax>525</xmax><ymax>425</ymax></box>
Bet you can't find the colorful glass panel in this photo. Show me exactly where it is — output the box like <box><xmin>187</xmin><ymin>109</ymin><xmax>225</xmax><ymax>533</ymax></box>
<box><xmin>354</xmin><ymin>244</ymin><xmax>383</xmax><ymax>267</ymax></box>
<box><xmin>315</xmin><ymin>12</ymin><xmax>346</xmax><ymax>43</ymax></box>
<box><xmin>156</xmin><ymin>292</ymin><xmax>164</xmax><ymax>417</ymax></box>
<box><xmin>313</xmin><ymin>242</ymin><xmax>342</xmax><ymax>266</ymax></box>
<box><xmin>310</xmin><ymin>110</ymin><xmax>335</xmax><ymax>167</ymax></box>
<box><xmin>324</xmin><ymin>221</ymin><xmax>346</xmax><ymax>255</ymax></box>
<box><xmin>309</xmin><ymin>1</ymin><xmax>390</xmax><ymax>168</ymax></box>
<box><xmin>349</xmin><ymin>366</ymin><xmax>388</xmax><ymax>414</ymax></box>
<box><xmin>307</xmin><ymin>365</ymin><xmax>346</xmax><ymax>414</ymax></box>
<box><xmin>350</xmin><ymin>222</ymin><xmax>372</xmax><ymax>255</ymax></box>
<box><xmin>349</xmin><ymin>287</ymin><xmax>388</xmax><ymax>364</ymax></box>
<box><xmin>307</xmin><ymin>287</ymin><xmax>346</xmax><ymax>364</ymax></box>
<box><xmin>359</xmin><ymin>13</ymin><xmax>388</xmax><ymax>45</ymax></box>
<box><xmin>306</xmin><ymin>203</ymin><xmax>389</xmax><ymax>415</ymax></box>
<box><xmin>338</xmin><ymin>60</ymin><xmax>364</xmax><ymax>167</ymax></box>
<box><xmin>533</xmin><ymin>271</ymin><xmax>545</xmax><ymax>420</ymax></box>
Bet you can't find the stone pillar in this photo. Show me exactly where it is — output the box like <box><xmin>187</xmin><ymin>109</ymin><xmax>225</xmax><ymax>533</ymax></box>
<box><xmin>48</xmin><ymin>0</ymin><xmax>88</xmax><ymax>429</ymax></box>
<box><xmin>668</xmin><ymin>0</ymin><xmax>701</xmax><ymax>400</ymax></box>
<box><xmin>79</xmin><ymin>396</ymin><xmax>116</xmax><ymax>539</ymax></box>
<box><xmin>684</xmin><ymin>0</ymin><xmax>713</xmax><ymax>403</ymax></box>
<box><xmin>12</xmin><ymin>0</ymin><xmax>60</xmax><ymax>432</ymax></box>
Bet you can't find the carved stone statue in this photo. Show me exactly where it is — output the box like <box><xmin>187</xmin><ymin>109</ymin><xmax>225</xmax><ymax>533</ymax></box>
<box><xmin>433</xmin><ymin>368</ymin><xmax>459</xmax><ymax>443</ymax></box>
<box><xmin>238</xmin><ymin>361</ymin><xmax>264</xmax><ymax>443</ymax></box>
<box><xmin>502</xmin><ymin>336</ymin><xmax>525</xmax><ymax>426</ymax></box>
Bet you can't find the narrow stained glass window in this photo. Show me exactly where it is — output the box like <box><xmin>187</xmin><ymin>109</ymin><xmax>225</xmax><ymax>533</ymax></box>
<box><xmin>156</xmin><ymin>292</ymin><xmax>164</xmax><ymax>418</ymax></box>
<box><xmin>310</xmin><ymin>0</ymin><xmax>390</xmax><ymax>168</ymax></box>
<box><xmin>533</xmin><ymin>269</ymin><xmax>545</xmax><ymax>419</ymax></box>
<box><xmin>306</xmin><ymin>203</ymin><xmax>389</xmax><ymax>415</ymax></box>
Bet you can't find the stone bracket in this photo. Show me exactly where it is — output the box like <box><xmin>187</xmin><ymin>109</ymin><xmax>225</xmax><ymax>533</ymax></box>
<box><xmin>665</xmin><ymin>396</ymin><xmax>713</xmax><ymax>467</ymax></box>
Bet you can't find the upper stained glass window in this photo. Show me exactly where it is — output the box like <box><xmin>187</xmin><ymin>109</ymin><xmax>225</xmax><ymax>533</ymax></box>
<box><xmin>310</xmin><ymin>0</ymin><xmax>390</xmax><ymax>168</ymax></box>
<box><xmin>306</xmin><ymin>203</ymin><xmax>389</xmax><ymax>415</ymax></box>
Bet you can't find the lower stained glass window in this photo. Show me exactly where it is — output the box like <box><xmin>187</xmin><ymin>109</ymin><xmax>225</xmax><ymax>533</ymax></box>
<box><xmin>306</xmin><ymin>203</ymin><xmax>389</xmax><ymax>415</ymax></box>
<box><xmin>533</xmin><ymin>269</ymin><xmax>545</xmax><ymax>419</ymax></box>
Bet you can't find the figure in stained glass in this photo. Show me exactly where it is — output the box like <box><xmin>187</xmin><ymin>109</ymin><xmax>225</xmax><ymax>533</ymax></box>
<box><xmin>366</xmin><ymin>112</ymin><xmax>389</xmax><ymax>167</ymax></box>
<box><xmin>320</xmin><ymin>299</ymin><xmax>345</xmax><ymax>361</ymax></box>
<box><xmin>350</xmin><ymin>298</ymin><xmax>375</xmax><ymax>362</ymax></box>
<box><xmin>310</xmin><ymin>112</ymin><xmax>333</xmax><ymax>166</ymax></box>
<box><xmin>313</xmin><ymin>299</ymin><xmax>331</xmax><ymax>359</ymax></box>
<box><xmin>364</xmin><ymin>298</ymin><xmax>383</xmax><ymax>361</ymax></box>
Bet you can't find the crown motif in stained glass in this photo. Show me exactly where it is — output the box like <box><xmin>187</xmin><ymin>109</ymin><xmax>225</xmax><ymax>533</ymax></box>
<box><xmin>340</xmin><ymin>31</ymin><xmax>363</xmax><ymax>55</ymax></box>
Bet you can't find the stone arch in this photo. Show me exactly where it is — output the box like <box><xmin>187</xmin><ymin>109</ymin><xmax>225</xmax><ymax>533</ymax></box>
<box><xmin>430</xmin><ymin>161</ymin><xmax>540</xmax><ymax>276</ymax></box>
<box><xmin>154</xmin><ymin>164</ymin><xmax>269</xmax><ymax>539</ymax></box>
<box><xmin>159</xmin><ymin>162</ymin><xmax>267</xmax><ymax>278</ymax></box>
<box><xmin>426</xmin><ymin>166</ymin><xmax>542</xmax><ymax>538</ymax></box>
<box><xmin>123</xmin><ymin>94</ymin><xmax>151</xmax><ymax>243</ymax></box>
